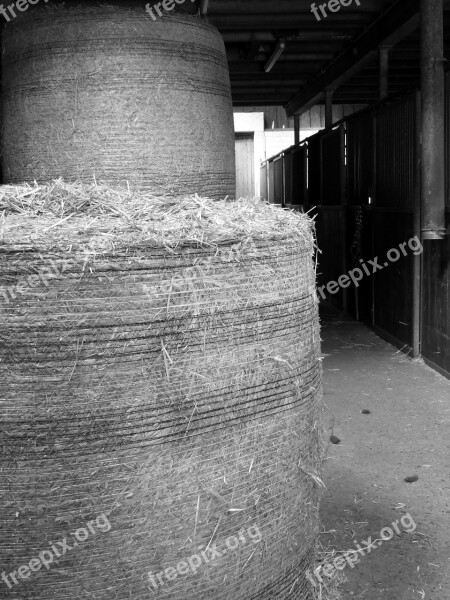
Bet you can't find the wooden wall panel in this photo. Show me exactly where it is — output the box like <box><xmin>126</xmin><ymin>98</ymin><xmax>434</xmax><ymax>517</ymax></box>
<box><xmin>260</xmin><ymin>163</ymin><xmax>268</xmax><ymax>201</ymax></box>
<box><xmin>307</xmin><ymin>134</ymin><xmax>322</xmax><ymax>207</ymax></box>
<box><xmin>371</xmin><ymin>211</ymin><xmax>416</xmax><ymax>350</ymax></box>
<box><xmin>273</xmin><ymin>156</ymin><xmax>284</xmax><ymax>205</ymax></box>
<box><xmin>284</xmin><ymin>152</ymin><xmax>293</xmax><ymax>206</ymax></box>
<box><xmin>321</xmin><ymin>128</ymin><xmax>344</xmax><ymax>206</ymax></box>
<box><xmin>345</xmin><ymin>206</ymin><xmax>373</xmax><ymax>323</ymax></box>
<box><xmin>347</xmin><ymin>111</ymin><xmax>374</xmax><ymax>206</ymax></box>
<box><xmin>291</xmin><ymin>146</ymin><xmax>308</xmax><ymax>207</ymax></box>
<box><xmin>374</xmin><ymin>95</ymin><xmax>416</xmax><ymax>210</ymax></box>
<box><xmin>268</xmin><ymin>160</ymin><xmax>275</xmax><ymax>204</ymax></box>
<box><xmin>316</xmin><ymin>207</ymin><xmax>345</xmax><ymax>310</ymax></box>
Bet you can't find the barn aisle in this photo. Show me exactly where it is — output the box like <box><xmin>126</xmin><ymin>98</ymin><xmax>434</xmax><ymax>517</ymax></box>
<box><xmin>319</xmin><ymin>308</ymin><xmax>450</xmax><ymax>600</ymax></box>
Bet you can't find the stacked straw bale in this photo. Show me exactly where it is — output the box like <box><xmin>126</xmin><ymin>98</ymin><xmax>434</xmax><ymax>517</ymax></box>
<box><xmin>1</xmin><ymin>4</ymin><xmax>236</xmax><ymax>198</ymax></box>
<box><xmin>0</xmin><ymin>180</ymin><xmax>322</xmax><ymax>600</ymax></box>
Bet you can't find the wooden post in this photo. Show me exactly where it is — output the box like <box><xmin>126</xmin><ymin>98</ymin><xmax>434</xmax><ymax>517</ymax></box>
<box><xmin>421</xmin><ymin>0</ymin><xmax>446</xmax><ymax>240</ymax></box>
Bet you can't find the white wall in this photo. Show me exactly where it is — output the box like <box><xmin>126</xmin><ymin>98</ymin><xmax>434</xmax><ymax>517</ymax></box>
<box><xmin>233</xmin><ymin>112</ymin><xmax>264</xmax><ymax>133</ymax></box>
<box><xmin>265</xmin><ymin>130</ymin><xmax>295</xmax><ymax>160</ymax></box>
<box><xmin>233</xmin><ymin>112</ymin><xmax>321</xmax><ymax>198</ymax></box>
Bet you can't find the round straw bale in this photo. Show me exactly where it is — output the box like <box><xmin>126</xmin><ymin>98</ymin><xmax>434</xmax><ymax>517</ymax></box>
<box><xmin>1</xmin><ymin>4</ymin><xmax>235</xmax><ymax>198</ymax></box>
<box><xmin>0</xmin><ymin>180</ymin><xmax>322</xmax><ymax>600</ymax></box>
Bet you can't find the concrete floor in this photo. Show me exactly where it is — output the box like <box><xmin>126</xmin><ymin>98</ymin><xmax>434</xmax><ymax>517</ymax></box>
<box><xmin>319</xmin><ymin>307</ymin><xmax>450</xmax><ymax>600</ymax></box>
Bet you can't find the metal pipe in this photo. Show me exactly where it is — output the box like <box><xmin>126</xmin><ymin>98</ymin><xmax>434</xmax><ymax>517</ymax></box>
<box><xmin>264</xmin><ymin>41</ymin><xmax>286</xmax><ymax>73</ymax></box>
<box><xmin>421</xmin><ymin>0</ymin><xmax>446</xmax><ymax>240</ymax></box>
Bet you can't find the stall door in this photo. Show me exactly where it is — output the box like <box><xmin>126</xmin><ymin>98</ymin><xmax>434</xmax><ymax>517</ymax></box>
<box><xmin>235</xmin><ymin>133</ymin><xmax>255</xmax><ymax>199</ymax></box>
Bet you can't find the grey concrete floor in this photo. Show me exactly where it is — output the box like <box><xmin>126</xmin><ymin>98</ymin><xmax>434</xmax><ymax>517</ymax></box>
<box><xmin>319</xmin><ymin>308</ymin><xmax>450</xmax><ymax>600</ymax></box>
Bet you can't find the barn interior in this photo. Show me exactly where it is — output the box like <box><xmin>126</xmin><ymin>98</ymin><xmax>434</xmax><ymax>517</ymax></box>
<box><xmin>200</xmin><ymin>0</ymin><xmax>450</xmax><ymax>379</ymax></box>
<box><xmin>201</xmin><ymin>0</ymin><xmax>450</xmax><ymax>597</ymax></box>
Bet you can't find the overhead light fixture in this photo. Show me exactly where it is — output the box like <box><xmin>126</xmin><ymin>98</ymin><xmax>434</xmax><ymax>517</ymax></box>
<box><xmin>264</xmin><ymin>40</ymin><xmax>286</xmax><ymax>73</ymax></box>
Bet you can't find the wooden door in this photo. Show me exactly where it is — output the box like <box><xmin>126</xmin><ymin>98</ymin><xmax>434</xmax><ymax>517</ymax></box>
<box><xmin>235</xmin><ymin>133</ymin><xmax>255</xmax><ymax>199</ymax></box>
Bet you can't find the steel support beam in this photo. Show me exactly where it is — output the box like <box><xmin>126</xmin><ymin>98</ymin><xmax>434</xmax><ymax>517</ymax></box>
<box><xmin>421</xmin><ymin>0</ymin><xmax>446</xmax><ymax>240</ymax></box>
<box><xmin>285</xmin><ymin>0</ymin><xmax>420</xmax><ymax>117</ymax></box>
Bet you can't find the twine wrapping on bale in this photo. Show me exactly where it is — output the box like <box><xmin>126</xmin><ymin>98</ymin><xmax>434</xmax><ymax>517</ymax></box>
<box><xmin>0</xmin><ymin>180</ymin><xmax>322</xmax><ymax>600</ymax></box>
<box><xmin>1</xmin><ymin>4</ymin><xmax>236</xmax><ymax>198</ymax></box>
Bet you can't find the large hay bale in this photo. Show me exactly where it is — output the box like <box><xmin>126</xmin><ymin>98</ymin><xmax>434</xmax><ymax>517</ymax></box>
<box><xmin>0</xmin><ymin>181</ymin><xmax>322</xmax><ymax>600</ymax></box>
<box><xmin>1</xmin><ymin>4</ymin><xmax>235</xmax><ymax>198</ymax></box>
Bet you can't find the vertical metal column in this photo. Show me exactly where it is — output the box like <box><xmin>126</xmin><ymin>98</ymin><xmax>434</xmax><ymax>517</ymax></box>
<box><xmin>294</xmin><ymin>114</ymin><xmax>300</xmax><ymax>145</ymax></box>
<box><xmin>421</xmin><ymin>0</ymin><xmax>446</xmax><ymax>240</ymax></box>
<box><xmin>413</xmin><ymin>92</ymin><xmax>422</xmax><ymax>357</ymax></box>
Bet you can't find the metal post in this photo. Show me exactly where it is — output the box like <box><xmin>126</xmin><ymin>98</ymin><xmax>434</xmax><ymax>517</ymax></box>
<box><xmin>294</xmin><ymin>114</ymin><xmax>300</xmax><ymax>145</ymax></box>
<box><xmin>325</xmin><ymin>89</ymin><xmax>333</xmax><ymax>129</ymax></box>
<box><xmin>413</xmin><ymin>91</ymin><xmax>422</xmax><ymax>357</ymax></box>
<box><xmin>421</xmin><ymin>0</ymin><xmax>446</xmax><ymax>240</ymax></box>
<box><xmin>379</xmin><ymin>46</ymin><xmax>390</xmax><ymax>100</ymax></box>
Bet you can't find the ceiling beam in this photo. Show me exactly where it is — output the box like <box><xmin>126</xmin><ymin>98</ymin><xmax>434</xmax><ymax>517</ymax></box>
<box><xmin>285</xmin><ymin>0</ymin><xmax>420</xmax><ymax>117</ymax></box>
<box><xmin>210</xmin><ymin>0</ymin><xmax>386</xmax><ymax>13</ymax></box>
<box><xmin>229</xmin><ymin>63</ymin><xmax>320</xmax><ymax>74</ymax></box>
<box><xmin>210</xmin><ymin>14</ymin><xmax>372</xmax><ymax>30</ymax></box>
<box><xmin>226</xmin><ymin>48</ymin><xmax>336</xmax><ymax>61</ymax></box>
<box><xmin>230</xmin><ymin>73</ymin><xmax>307</xmax><ymax>82</ymax></box>
<box><xmin>222</xmin><ymin>32</ymin><xmax>352</xmax><ymax>44</ymax></box>
<box><xmin>233</xmin><ymin>99</ymin><xmax>291</xmax><ymax>105</ymax></box>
